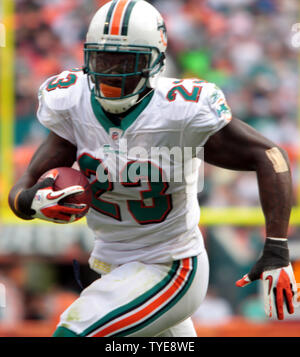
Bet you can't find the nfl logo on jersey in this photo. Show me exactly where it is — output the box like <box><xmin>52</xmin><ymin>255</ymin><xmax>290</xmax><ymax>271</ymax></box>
<box><xmin>111</xmin><ymin>132</ymin><xmax>119</xmax><ymax>141</ymax></box>
<box><xmin>109</xmin><ymin>128</ymin><xmax>123</xmax><ymax>141</ymax></box>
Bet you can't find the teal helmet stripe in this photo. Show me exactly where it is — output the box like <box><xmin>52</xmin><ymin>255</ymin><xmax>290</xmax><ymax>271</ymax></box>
<box><xmin>121</xmin><ymin>0</ymin><xmax>140</xmax><ymax>36</ymax></box>
<box><xmin>103</xmin><ymin>0</ymin><xmax>118</xmax><ymax>35</ymax></box>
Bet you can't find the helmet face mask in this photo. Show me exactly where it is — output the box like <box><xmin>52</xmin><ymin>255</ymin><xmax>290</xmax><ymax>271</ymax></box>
<box><xmin>84</xmin><ymin>44</ymin><xmax>163</xmax><ymax>100</ymax></box>
<box><xmin>84</xmin><ymin>0</ymin><xmax>168</xmax><ymax>114</ymax></box>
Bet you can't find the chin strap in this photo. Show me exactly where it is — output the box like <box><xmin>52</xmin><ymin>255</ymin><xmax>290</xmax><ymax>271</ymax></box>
<box><xmin>97</xmin><ymin>93</ymin><xmax>139</xmax><ymax>114</ymax></box>
<box><xmin>96</xmin><ymin>74</ymin><xmax>149</xmax><ymax>114</ymax></box>
<box><xmin>96</xmin><ymin>87</ymin><xmax>154</xmax><ymax>114</ymax></box>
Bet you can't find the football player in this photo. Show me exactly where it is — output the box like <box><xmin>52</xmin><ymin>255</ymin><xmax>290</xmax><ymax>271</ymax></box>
<box><xmin>8</xmin><ymin>0</ymin><xmax>298</xmax><ymax>336</ymax></box>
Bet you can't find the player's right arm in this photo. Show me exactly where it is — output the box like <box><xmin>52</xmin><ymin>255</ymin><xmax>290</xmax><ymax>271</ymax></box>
<box><xmin>8</xmin><ymin>131</ymin><xmax>77</xmax><ymax>221</ymax></box>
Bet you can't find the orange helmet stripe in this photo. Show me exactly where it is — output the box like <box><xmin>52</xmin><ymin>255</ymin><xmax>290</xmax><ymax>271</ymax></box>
<box><xmin>110</xmin><ymin>0</ymin><xmax>131</xmax><ymax>35</ymax></box>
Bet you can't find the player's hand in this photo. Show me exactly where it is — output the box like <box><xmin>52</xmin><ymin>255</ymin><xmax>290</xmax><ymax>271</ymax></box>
<box><xmin>17</xmin><ymin>170</ymin><xmax>87</xmax><ymax>224</ymax></box>
<box><xmin>235</xmin><ymin>238</ymin><xmax>298</xmax><ymax>320</ymax></box>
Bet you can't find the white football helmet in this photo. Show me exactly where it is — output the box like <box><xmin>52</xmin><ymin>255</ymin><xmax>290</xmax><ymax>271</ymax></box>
<box><xmin>84</xmin><ymin>0</ymin><xmax>167</xmax><ymax>114</ymax></box>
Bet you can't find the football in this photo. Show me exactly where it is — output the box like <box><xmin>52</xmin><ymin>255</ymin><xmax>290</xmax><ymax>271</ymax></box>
<box><xmin>38</xmin><ymin>167</ymin><xmax>92</xmax><ymax>217</ymax></box>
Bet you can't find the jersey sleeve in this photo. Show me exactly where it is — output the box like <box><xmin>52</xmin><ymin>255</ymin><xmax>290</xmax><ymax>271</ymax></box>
<box><xmin>36</xmin><ymin>74</ymin><xmax>77</xmax><ymax>146</ymax></box>
<box><xmin>183</xmin><ymin>83</ymin><xmax>232</xmax><ymax>149</ymax></box>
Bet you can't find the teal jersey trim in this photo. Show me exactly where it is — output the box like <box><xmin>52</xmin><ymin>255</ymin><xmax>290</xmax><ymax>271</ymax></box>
<box><xmin>90</xmin><ymin>89</ymin><xmax>154</xmax><ymax>134</ymax></box>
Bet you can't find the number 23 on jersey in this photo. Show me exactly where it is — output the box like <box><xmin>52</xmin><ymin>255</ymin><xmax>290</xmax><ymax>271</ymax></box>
<box><xmin>78</xmin><ymin>153</ymin><xmax>173</xmax><ymax>225</ymax></box>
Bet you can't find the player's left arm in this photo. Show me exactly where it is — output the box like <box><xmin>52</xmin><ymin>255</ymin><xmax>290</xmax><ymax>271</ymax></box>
<box><xmin>204</xmin><ymin>117</ymin><xmax>298</xmax><ymax>320</ymax></box>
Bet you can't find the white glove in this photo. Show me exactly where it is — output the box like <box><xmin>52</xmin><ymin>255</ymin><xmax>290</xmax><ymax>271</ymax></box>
<box><xmin>236</xmin><ymin>238</ymin><xmax>298</xmax><ymax>320</ymax></box>
<box><xmin>261</xmin><ymin>264</ymin><xmax>298</xmax><ymax>320</ymax></box>
<box><xmin>18</xmin><ymin>170</ymin><xmax>87</xmax><ymax>224</ymax></box>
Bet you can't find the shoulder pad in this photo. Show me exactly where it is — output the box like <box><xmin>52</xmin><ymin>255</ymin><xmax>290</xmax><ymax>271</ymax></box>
<box><xmin>153</xmin><ymin>77</ymin><xmax>232</xmax><ymax>124</ymax></box>
<box><xmin>38</xmin><ymin>69</ymin><xmax>86</xmax><ymax>111</ymax></box>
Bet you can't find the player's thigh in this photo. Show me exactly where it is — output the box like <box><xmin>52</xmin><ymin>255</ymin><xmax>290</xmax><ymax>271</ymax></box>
<box><xmin>55</xmin><ymin>252</ymin><xmax>209</xmax><ymax>337</ymax></box>
<box><xmin>126</xmin><ymin>252</ymin><xmax>209</xmax><ymax>337</ymax></box>
<box><xmin>157</xmin><ymin>317</ymin><xmax>197</xmax><ymax>337</ymax></box>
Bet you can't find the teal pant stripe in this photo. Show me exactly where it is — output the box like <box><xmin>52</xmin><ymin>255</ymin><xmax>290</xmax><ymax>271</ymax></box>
<box><xmin>53</xmin><ymin>257</ymin><xmax>197</xmax><ymax>337</ymax></box>
<box><xmin>80</xmin><ymin>260</ymin><xmax>180</xmax><ymax>337</ymax></box>
<box><xmin>113</xmin><ymin>256</ymin><xmax>198</xmax><ymax>337</ymax></box>
<box><xmin>53</xmin><ymin>326</ymin><xmax>79</xmax><ymax>337</ymax></box>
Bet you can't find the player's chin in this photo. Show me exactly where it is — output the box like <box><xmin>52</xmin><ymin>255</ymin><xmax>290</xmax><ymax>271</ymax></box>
<box><xmin>100</xmin><ymin>75</ymin><xmax>141</xmax><ymax>92</ymax></box>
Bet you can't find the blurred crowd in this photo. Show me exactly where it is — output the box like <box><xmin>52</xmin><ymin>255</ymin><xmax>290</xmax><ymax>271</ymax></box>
<box><xmin>154</xmin><ymin>0</ymin><xmax>299</xmax><ymax>206</ymax></box>
<box><xmin>2</xmin><ymin>0</ymin><xmax>300</xmax><ymax>334</ymax></box>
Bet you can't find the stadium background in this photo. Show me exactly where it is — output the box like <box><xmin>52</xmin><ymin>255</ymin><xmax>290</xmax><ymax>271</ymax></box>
<box><xmin>1</xmin><ymin>0</ymin><xmax>300</xmax><ymax>337</ymax></box>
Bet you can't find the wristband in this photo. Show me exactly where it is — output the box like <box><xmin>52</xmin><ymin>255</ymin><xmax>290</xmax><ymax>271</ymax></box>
<box><xmin>13</xmin><ymin>189</ymin><xmax>24</xmax><ymax>213</ymax></box>
<box><xmin>17</xmin><ymin>178</ymin><xmax>55</xmax><ymax>217</ymax></box>
<box><xmin>262</xmin><ymin>238</ymin><xmax>289</xmax><ymax>265</ymax></box>
<box><xmin>267</xmin><ymin>237</ymin><xmax>287</xmax><ymax>241</ymax></box>
<box><xmin>248</xmin><ymin>237</ymin><xmax>289</xmax><ymax>281</ymax></box>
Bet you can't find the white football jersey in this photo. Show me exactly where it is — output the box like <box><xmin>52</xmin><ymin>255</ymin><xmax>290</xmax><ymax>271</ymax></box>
<box><xmin>37</xmin><ymin>69</ymin><xmax>231</xmax><ymax>266</ymax></box>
